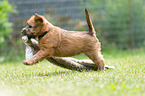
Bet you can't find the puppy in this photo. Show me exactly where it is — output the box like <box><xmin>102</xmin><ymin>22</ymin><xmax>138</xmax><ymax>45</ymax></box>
<box><xmin>21</xmin><ymin>9</ymin><xmax>105</xmax><ymax>71</ymax></box>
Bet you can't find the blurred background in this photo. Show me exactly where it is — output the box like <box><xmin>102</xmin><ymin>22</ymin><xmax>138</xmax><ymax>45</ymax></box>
<box><xmin>0</xmin><ymin>0</ymin><xmax>145</xmax><ymax>62</ymax></box>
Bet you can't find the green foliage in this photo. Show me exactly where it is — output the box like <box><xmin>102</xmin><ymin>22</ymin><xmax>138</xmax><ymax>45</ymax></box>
<box><xmin>0</xmin><ymin>0</ymin><xmax>16</xmax><ymax>47</ymax></box>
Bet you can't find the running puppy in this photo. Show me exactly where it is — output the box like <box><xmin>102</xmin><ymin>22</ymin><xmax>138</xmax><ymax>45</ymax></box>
<box><xmin>21</xmin><ymin>9</ymin><xmax>105</xmax><ymax>71</ymax></box>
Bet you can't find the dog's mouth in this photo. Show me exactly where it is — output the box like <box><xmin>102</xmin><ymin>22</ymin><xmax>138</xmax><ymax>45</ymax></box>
<box><xmin>27</xmin><ymin>33</ymin><xmax>36</xmax><ymax>39</ymax></box>
<box><xmin>21</xmin><ymin>30</ymin><xmax>36</xmax><ymax>39</ymax></box>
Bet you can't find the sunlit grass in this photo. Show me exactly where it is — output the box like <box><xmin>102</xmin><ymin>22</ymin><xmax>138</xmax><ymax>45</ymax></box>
<box><xmin>0</xmin><ymin>49</ymin><xmax>145</xmax><ymax>96</ymax></box>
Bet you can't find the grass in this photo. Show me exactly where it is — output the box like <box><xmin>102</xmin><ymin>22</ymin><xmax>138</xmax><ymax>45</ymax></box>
<box><xmin>0</xmin><ymin>49</ymin><xmax>145</xmax><ymax>96</ymax></box>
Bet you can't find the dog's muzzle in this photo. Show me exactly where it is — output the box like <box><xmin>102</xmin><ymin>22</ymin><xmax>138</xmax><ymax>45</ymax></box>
<box><xmin>21</xmin><ymin>28</ymin><xmax>36</xmax><ymax>39</ymax></box>
<box><xmin>21</xmin><ymin>27</ymin><xmax>28</xmax><ymax>35</ymax></box>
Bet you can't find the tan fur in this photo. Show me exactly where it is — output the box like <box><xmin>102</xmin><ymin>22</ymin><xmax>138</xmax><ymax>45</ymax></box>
<box><xmin>22</xmin><ymin>9</ymin><xmax>105</xmax><ymax>71</ymax></box>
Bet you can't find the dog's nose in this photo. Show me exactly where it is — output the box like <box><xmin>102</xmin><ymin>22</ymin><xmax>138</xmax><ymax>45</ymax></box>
<box><xmin>21</xmin><ymin>28</ymin><xmax>26</xmax><ymax>34</ymax></box>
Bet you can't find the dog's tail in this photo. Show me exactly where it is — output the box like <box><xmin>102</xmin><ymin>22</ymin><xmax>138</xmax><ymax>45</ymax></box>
<box><xmin>85</xmin><ymin>9</ymin><xmax>96</xmax><ymax>36</ymax></box>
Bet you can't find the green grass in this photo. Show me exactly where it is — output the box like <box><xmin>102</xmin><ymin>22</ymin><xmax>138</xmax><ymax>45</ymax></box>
<box><xmin>0</xmin><ymin>49</ymin><xmax>145</xmax><ymax>96</ymax></box>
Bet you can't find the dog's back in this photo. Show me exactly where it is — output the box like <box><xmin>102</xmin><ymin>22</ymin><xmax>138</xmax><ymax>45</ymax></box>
<box><xmin>53</xmin><ymin>9</ymin><xmax>99</xmax><ymax>57</ymax></box>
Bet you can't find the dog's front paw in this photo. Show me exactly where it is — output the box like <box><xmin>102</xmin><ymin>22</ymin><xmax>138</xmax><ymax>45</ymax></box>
<box><xmin>23</xmin><ymin>60</ymin><xmax>34</xmax><ymax>65</ymax></box>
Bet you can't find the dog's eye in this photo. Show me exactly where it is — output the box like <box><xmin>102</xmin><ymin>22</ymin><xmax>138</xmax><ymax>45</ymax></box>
<box><xmin>29</xmin><ymin>25</ymin><xmax>32</xmax><ymax>28</ymax></box>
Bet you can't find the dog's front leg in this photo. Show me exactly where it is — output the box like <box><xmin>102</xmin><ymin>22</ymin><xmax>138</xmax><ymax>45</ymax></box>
<box><xmin>23</xmin><ymin>49</ymin><xmax>53</xmax><ymax>65</ymax></box>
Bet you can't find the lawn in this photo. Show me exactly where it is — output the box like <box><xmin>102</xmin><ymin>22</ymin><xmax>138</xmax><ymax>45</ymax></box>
<box><xmin>0</xmin><ymin>49</ymin><xmax>145</xmax><ymax>96</ymax></box>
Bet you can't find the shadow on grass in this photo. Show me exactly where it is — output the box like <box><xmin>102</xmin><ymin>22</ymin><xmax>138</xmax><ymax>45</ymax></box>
<box><xmin>37</xmin><ymin>70</ymin><xmax>75</xmax><ymax>77</ymax></box>
<box><xmin>36</xmin><ymin>68</ymin><xmax>113</xmax><ymax>77</ymax></box>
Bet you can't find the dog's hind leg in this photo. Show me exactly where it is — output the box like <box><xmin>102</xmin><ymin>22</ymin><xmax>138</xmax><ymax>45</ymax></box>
<box><xmin>84</xmin><ymin>43</ymin><xmax>105</xmax><ymax>71</ymax></box>
<box><xmin>84</xmin><ymin>51</ymin><xmax>105</xmax><ymax>71</ymax></box>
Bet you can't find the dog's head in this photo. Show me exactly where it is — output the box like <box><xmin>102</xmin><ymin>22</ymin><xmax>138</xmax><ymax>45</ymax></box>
<box><xmin>21</xmin><ymin>13</ymin><xmax>53</xmax><ymax>39</ymax></box>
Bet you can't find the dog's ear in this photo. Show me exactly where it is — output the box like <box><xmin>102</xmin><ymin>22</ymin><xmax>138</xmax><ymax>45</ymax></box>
<box><xmin>34</xmin><ymin>13</ymin><xmax>43</xmax><ymax>23</ymax></box>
